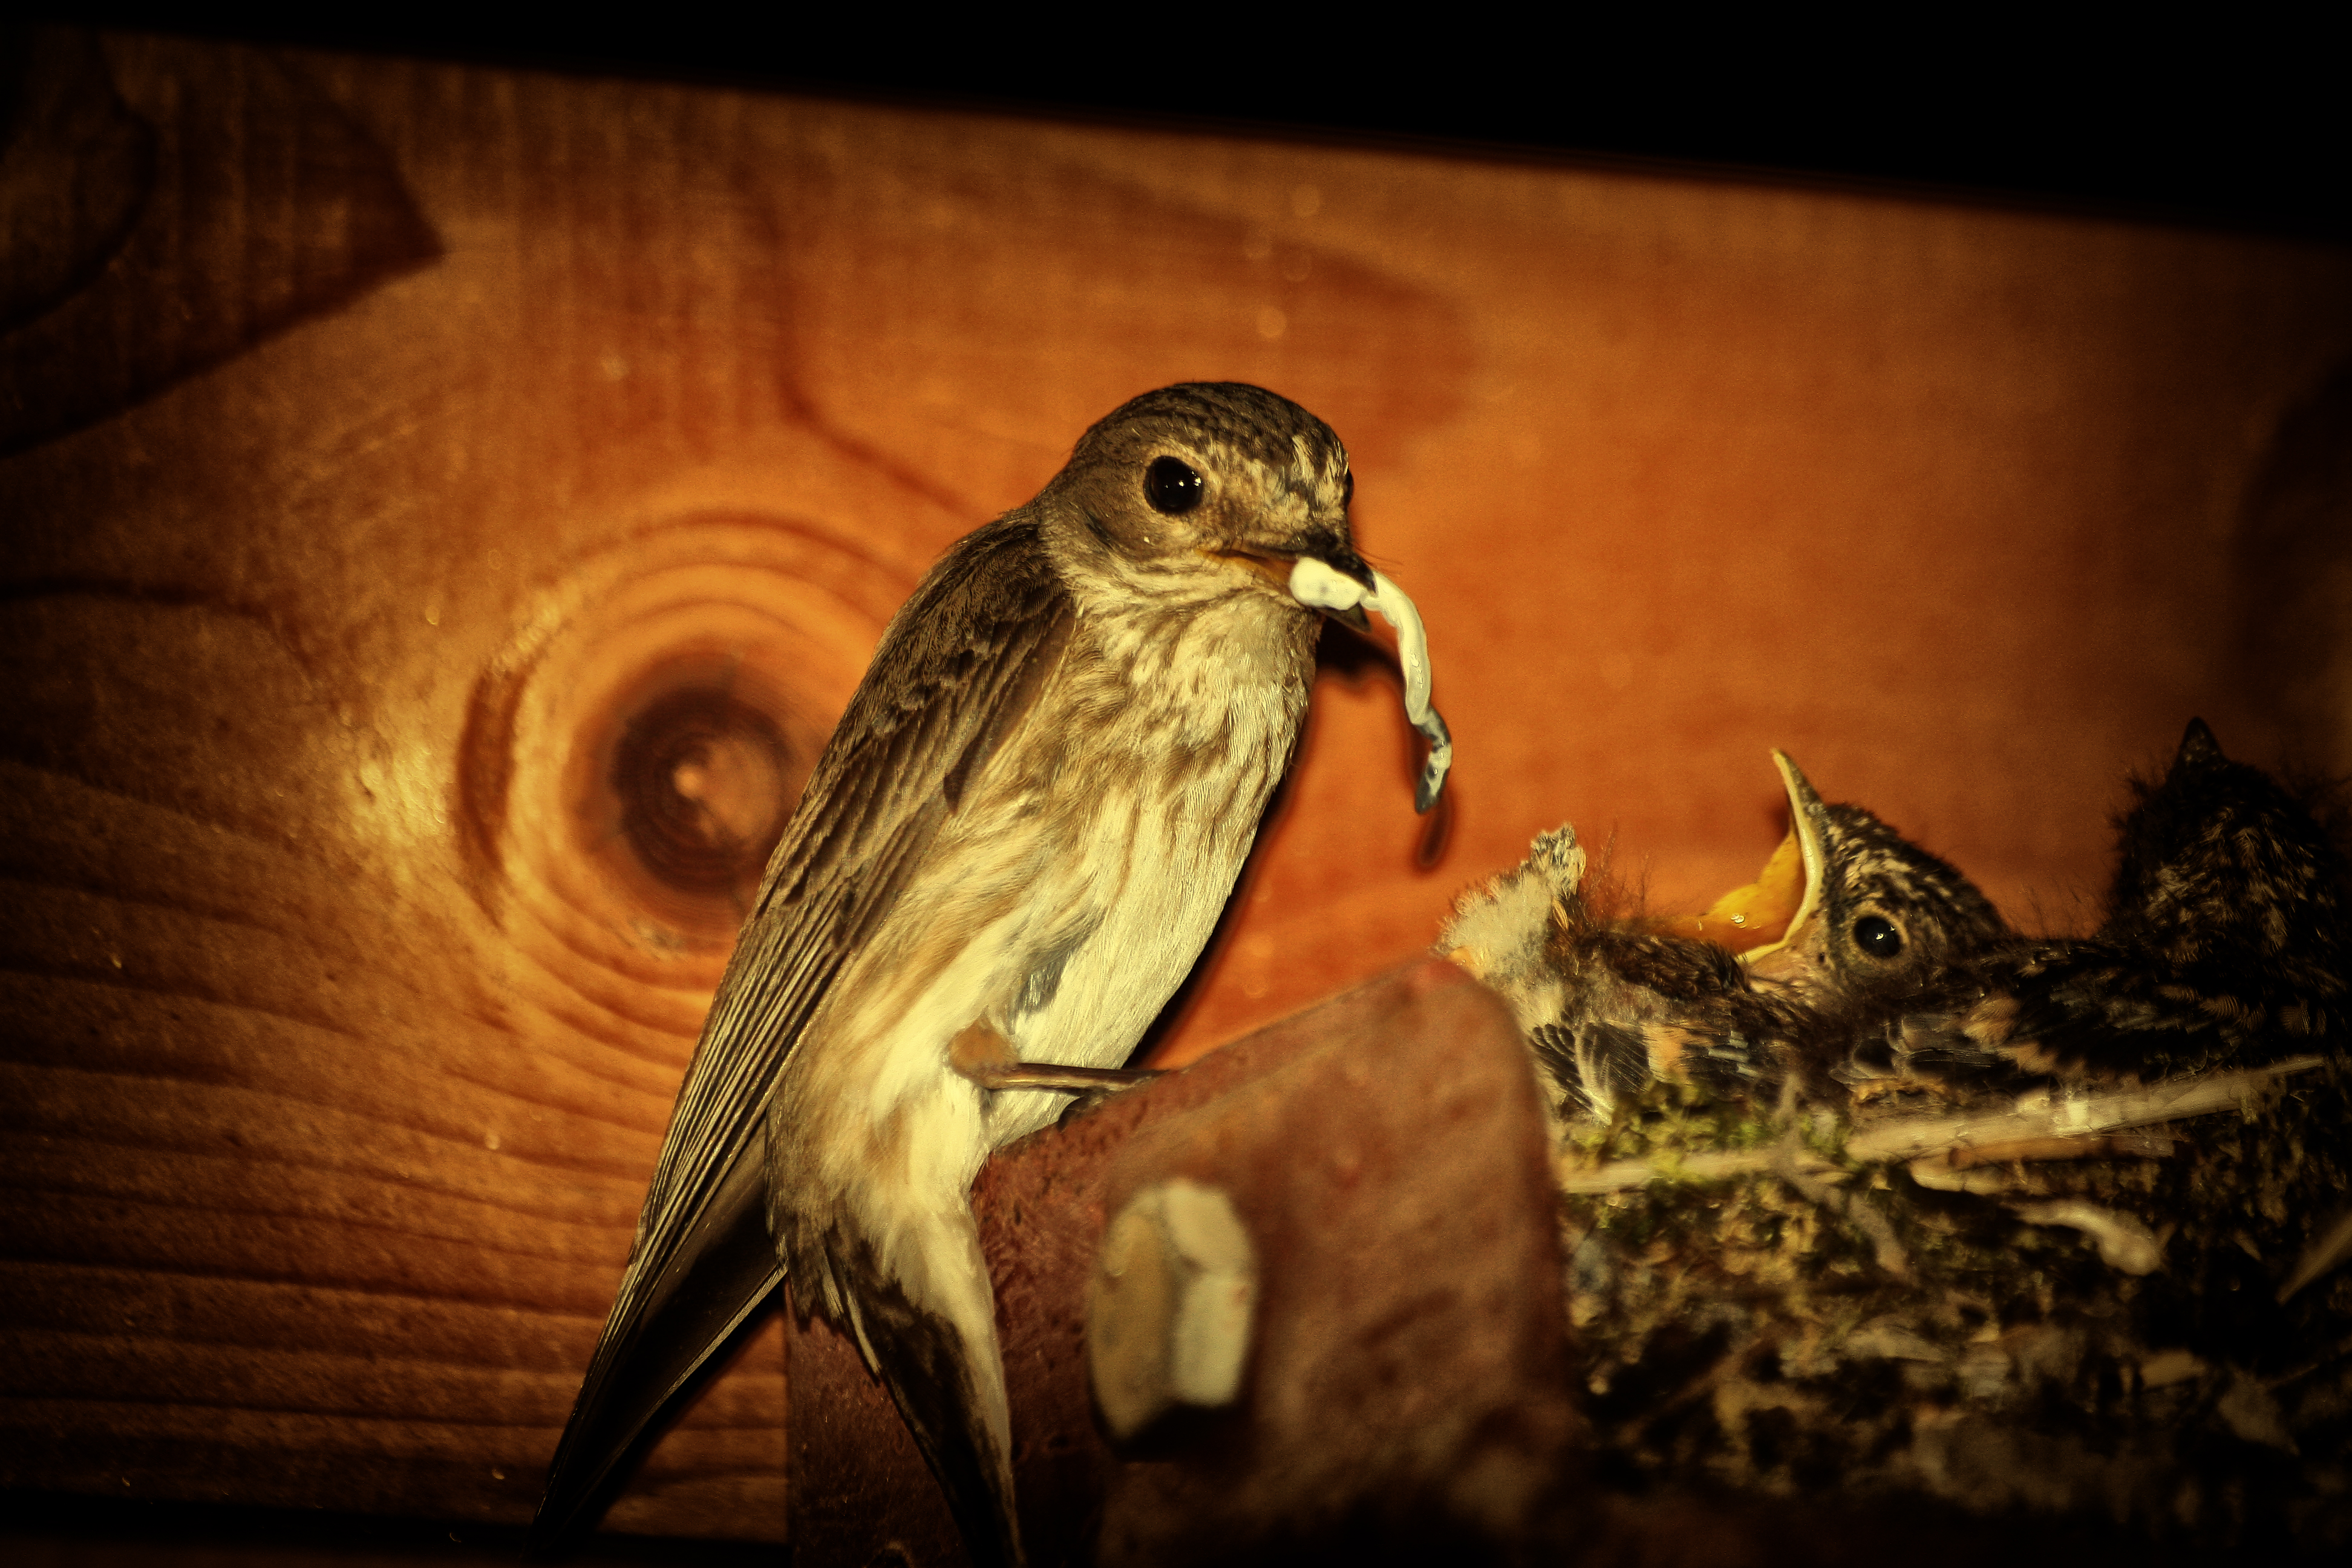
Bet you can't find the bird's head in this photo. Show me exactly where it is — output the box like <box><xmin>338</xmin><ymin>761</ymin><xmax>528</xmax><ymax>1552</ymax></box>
<box><xmin>1665</xmin><ymin>754</ymin><xmax>2004</xmax><ymax>1001</ymax></box>
<box><xmin>1742</xmin><ymin>753</ymin><xmax>2006</xmax><ymax>1001</ymax></box>
<box><xmin>2107</xmin><ymin>717</ymin><xmax>2348</xmax><ymax>963</ymax></box>
<box><xmin>1043</xmin><ymin>382</ymin><xmax>1374</xmax><ymax>617</ymax></box>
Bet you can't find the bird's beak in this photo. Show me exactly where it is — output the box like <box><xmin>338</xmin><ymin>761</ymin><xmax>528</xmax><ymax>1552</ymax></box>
<box><xmin>1214</xmin><ymin>537</ymin><xmax>1376</xmax><ymax>627</ymax></box>
<box><xmin>1741</xmin><ymin>754</ymin><xmax>1834</xmax><ymax>981</ymax></box>
<box><xmin>1284</xmin><ymin>540</ymin><xmax>1377</xmax><ymax>629</ymax></box>
<box><xmin>1651</xmin><ymin>751</ymin><xmax>1830</xmax><ymax>975</ymax></box>
<box><xmin>1303</xmin><ymin>541</ymin><xmax>1377</xmax><ymax>592</ymax></box>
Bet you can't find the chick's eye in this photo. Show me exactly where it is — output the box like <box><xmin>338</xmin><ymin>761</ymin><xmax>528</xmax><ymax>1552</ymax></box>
<box><xmin>1852</xmin><ymin>915</ymin><xmax>1903</xmax><ymax>959</ymax></box>
<box><xmin>1145</xmin><ymin>456</ymin><xmax>1204</xmax><ymax>515</ymax></box>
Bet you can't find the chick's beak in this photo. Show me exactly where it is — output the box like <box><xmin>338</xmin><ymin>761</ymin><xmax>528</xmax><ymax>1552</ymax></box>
<box><xmin>1652</xmin><ymin>751</ymin><xmax>1828</xmax><ymax>967</ymax></box>
<box><xmin>1742</xmin><ymin>753</ymin><xmax>1834</xmax><ymax>984</ymax></box>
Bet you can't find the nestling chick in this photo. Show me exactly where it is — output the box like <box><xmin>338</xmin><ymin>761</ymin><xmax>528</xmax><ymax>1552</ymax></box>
<box><xmin>1860</xmin><ymin>719</ymin><xmax>2351</xmax><ymax>1087</ymax></box>
<box><xmin>1443</xmin><ymin>753</ymin><xmax>2004</xmax><ymax>1121</ymax></box>
<box><xmin>1439</xmin><ymin>821</ymin><xmax>1772</xmax><ymax>1116</ymax></box>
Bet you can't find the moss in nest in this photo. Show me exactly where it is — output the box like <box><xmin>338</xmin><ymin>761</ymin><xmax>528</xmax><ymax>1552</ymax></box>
<box><xmin>1562</xmin><ymin>1074</ymin><xmax>1797</xmax><ymax>1166</ymax></box>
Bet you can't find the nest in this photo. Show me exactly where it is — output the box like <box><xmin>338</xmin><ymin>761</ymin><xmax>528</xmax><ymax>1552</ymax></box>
<box><xmin>1553</xmin><ymin>1053</ymin><xmax>2352</xmax><ymax>1553</ymax></box>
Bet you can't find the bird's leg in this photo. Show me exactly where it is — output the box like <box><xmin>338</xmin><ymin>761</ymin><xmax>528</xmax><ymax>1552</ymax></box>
<box><xmin>975</xmin><ymin>1062</ymin><xmax>1168</xmax><ymax>1094</ymax></box>
<box><xmin>948</xmin><ymin>1019</ymin><xmax>1165</xmax><ymax>1096</ymax></box>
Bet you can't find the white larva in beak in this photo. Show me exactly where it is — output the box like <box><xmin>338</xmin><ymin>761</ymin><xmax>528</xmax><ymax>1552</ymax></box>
<box><xmin>1289</xmin><ymin>557</ymin><xmax>1454</xmax><ymax>813</ymax></box>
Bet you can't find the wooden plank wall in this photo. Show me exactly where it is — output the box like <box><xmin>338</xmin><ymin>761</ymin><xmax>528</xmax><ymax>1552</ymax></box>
<box><xmin>2</xmin><ymin>25</ymin><xmax>2348</xmax><ymax>1544</ymax></box>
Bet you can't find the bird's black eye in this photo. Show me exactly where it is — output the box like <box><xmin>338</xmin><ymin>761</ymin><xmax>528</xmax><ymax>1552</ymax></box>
<box><xmin>1852</xmin><ymin>915</ymin><xmax>1903</xmax><ymax>959</ymax></box>
<box><xmin>1145</xmin><ymin>456</ymin><xmax>1204</xmax><ymax>515</ymax></box>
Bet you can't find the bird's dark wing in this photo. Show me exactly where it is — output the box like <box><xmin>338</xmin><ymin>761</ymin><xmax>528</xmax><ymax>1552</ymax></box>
<box><xmin>1839</xmin><ymin>938</ymin><xmax>2195</xmax><ymax>1089</ymax></box>
<box><xmin>533</xmin><ymin>515</ymin><xmax>1075</xmax><ymax>1543</ymax></box>
<box><xmin>1936</xmin><ymin>938</ymin><xmax>2323</xmax><ymax>1080</ymax></box>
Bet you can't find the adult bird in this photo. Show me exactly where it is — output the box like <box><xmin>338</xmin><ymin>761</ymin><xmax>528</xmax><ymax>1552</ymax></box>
<box><xmin>534</xmin><ymin>384</ymin><xmax>1432</xmax><ymax>1566</ymax></box>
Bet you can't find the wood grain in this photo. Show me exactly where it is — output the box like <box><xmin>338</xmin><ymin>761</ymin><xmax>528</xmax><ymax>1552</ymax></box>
<box><xmin>2</xmin><ymin>25</ymin><xmax>2348</xmax><ymax>1543</ymax></box>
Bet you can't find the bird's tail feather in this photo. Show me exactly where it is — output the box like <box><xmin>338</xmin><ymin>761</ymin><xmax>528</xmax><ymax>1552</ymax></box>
<box><xmin>809</xmin><ymin>1213</ymin><xmax>1025</xmax><ymax>1568</ymax></box>
<box><xmin>531</xmin><ymin>1134</ymin><xmax>783</xmax><ymax>1549</ymax></box>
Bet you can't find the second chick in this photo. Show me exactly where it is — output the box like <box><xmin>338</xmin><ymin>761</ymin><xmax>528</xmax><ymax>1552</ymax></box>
<box><xmin>1443</xmin><ymin>753</ymin><xmax>2004</xmax><ymax>1123</ymax></box>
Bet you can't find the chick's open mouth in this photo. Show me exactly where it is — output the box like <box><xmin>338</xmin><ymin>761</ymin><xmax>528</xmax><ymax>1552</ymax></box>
<box><xmin>1650</xmin><ymin>753</ymin><xmax>1827</xmax><ymax>965</ymax></box>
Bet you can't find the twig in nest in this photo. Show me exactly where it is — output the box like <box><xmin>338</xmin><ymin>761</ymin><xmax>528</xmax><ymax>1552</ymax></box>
<box><xmin>1553</xmin><ymin>1054</ymin><xmax>2328</xmax><ymax>1195</ymax></box>
<box><xmin>2279</xmin><ymin>1206</ymin><xmax>2352</xmax><ymax>1303</ymax></box>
